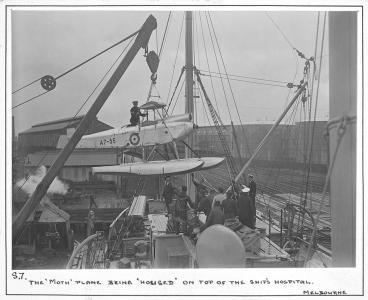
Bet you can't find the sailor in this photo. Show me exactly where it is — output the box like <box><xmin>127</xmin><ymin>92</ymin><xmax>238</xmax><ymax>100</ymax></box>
<box><xmin>211</xmin><ymin>187</ymin><xmax>226</xmax><ymax>208</ymax></box>
<box><xmin>199</xmin><ymin>200</ymin><xmax>224</xmax><ymax>233</ymax></box>
<box><xmin>162</xmin><ymin>176</ymin><xmax>175</xmax><ymax>214</ymax></box>
<box><xmin>130</xmin><ymin>100</ymin><xmax>147</xmax><ymax>126</ymax></box>
<box><xmin>248</xmin><ymin>174</ymin><xmax>257</xmax><ymax>226</ymax></box>
<box><xmin>237</xmin><ymin>185</ymin><xmax>255</xmax><ymax>229</ymax></box>
<box><xmin>173</xmin><ymin>185</ymin><xmax>195</xmax><ymax>234</ymax></box>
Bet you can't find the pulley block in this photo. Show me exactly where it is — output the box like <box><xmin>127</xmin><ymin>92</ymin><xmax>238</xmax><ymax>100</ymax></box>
<box><xmin>146</xmin><ymin>50</ymin><xmax>159</xmax><ymax>74</ymax></box>
<box><xmin>41</xmin><ymin>75</ymin><xmax>56</xmax><ymax>91</ymax></box>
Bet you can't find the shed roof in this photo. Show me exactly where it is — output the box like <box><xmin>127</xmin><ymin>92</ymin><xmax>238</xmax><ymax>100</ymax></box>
<box><xmin>21</xmin><ymin>115</ymin><xmax>85</xmax><ymax>134</ymax></box>
<box><xmin>27</xmin><ymin>198</ymin><xmax>70</xmax><ymax>223</ymax></box>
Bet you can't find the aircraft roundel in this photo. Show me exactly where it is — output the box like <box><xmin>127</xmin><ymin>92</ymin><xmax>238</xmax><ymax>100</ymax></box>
<box><xmin>129</xmin><ymin>133</ymin><xmax>140</xmax><ymax>145</ymax></box>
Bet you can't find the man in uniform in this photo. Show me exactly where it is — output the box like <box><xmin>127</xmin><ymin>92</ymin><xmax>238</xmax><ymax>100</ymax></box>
<box><xmin>237</xmin><ymin>185</ymin><xmax>255</xmax><ymax>229</ymax></box>
<box><xmin>130</xmin><ymin>101</ymin><xmax>147</xmax><ymax>126</ymax></box>
<box><xmin>162</xmin><ymin>176</ymin><xmax>175</xmax><ymax>214</ymax></box>
<box><xmin>248</xmin><ymin>174</ymin><xmax>257</xmax><ymax>227</ymax></box>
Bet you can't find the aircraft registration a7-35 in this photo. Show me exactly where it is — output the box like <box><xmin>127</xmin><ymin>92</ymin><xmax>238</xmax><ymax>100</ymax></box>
<box><xmin>56</xmin><ymin>101</ymin><xmax>225</xmax><ymax>176</ymax></box>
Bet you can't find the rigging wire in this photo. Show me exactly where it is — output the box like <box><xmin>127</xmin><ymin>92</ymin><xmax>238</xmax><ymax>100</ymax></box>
<box><xmin>199</xmin><ymin>73</ymin><xmax>289</xmax><ymax>88</ymax></box>
<box><xmin>198</xmin><ymin>12</ymin><xmax>221</xmax><ymax>114</ymax></box>
<box><xmin>207</xmin><ymin>11</ymin><xmax>262</xmax><ymax>188</ymax></box>
<box><xmin>265</xmin><ymin>12</ymin><xmax>297</xmax><ymax>51</ymax></box>
<box><xmin>203</xmin><ymin>12</ymin><xmax>233</xmax><ymax>123</ymax></box>
<box><xmin>303</xmin><ymin>12</ymin><xmax>327</xmax><ymax>209</ymax></box>
<box><xmin>165</xmin><ymin>12</ymin><xmax>185</xmax><ymax>104</ymax></box>
<box><xmin>166</xmin><ymin>67</ymin><xmax>185</xmax><ymax>111</ymax></box>
<box><xmin>198</xmin><ymin>69</ymin><xmax>291</xmax><ymax>84</ymax></box>
<box><xmin>12</xmin><ymin>91</ymin><xmax>51</xmax><ymax>110</ymax></box>
<box><xmin>169</xmin><ymin>79</ymin><xmax>185</xmax><ymax>115</ymax></box>
<box><xmin>14</xmin><ymin>32</ymin><xmax>136</xmax><ymax>194</ymax></box>
<box><xmin>12</xmin><ymin>77</ymin><xmax>43</xmax><ymax>95</ymax></box>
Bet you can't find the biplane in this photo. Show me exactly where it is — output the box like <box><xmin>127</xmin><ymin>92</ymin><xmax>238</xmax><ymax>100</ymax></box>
<box><xmin>57</xmin><ymin>100</ymin><xmax>225</xmax><ymax>176</ymax></box>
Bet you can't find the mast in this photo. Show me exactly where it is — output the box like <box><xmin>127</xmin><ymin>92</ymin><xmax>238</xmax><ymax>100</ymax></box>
<box><xmin>329</xmin><ymin>12</ymin><xmax>357</xmax><ymax>267</ymax></box>
<box><xmin>185</xmin><ymin>11</ymin><xmax>195</xmax><ymax>200</ymax></box>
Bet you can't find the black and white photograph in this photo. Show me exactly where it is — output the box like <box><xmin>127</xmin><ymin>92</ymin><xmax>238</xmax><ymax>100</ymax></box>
<box><xmin>2</xmin><ymin>0</ymin><xmax>364</xmax><ymax>297</ymax></box>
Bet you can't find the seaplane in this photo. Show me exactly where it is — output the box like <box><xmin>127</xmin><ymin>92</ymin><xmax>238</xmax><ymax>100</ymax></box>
<box><xmin>57</xmin><ymin>100</ymin><xmax>225</xmax><ymax>176</ymax></box>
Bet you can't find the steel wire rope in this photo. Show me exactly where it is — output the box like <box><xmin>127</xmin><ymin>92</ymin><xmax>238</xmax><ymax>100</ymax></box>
<box><xmin>259</xmin><ymin>48</ymin><xmax>300</xmax><ymax>210</ymax></box>
<box><xmin>145</xmin><ymin>11</ymin><xmax>172</xmax><ymax>103</ymax></box>
<box><xmin>202</xmin><ymin>12</ymin><xmax>233</xmax><ymax>123</ymax></box>
<box><xmin>207</xmin><ymin>12</ymin><xmax>267</xmax><ymax>206</ymax></box>
<box><xmin>12</xmin><ymin>30</ymin><xmax>139</xmax><ymax>109</ymax></box>
<box><xmin>265</xmin><ymin>12</ymin><xmax>297</xmax><ymax>51</ymax></box>
<box><xmin>198</xmin><ymin>69</ymin><xmax>291</xmax><ymax>85</ymax></box>
<box><xmin>295</xmin><ymin>92</ymin><xmax>312</xmax><ymax>244</ymax></box>
<box><xmin>262</xmin><ymin>96</ymin><xmax>302</xmax><ymax>213</ymax></box>
<box><xmin>166</xmin><ymin>67</ymin><xmax>185</xmax><ymax>111</ymax></box>
<box><xmin>199</xmin><ymin>73</ymin><xmax>288</xmax><ymax>88</ymax></box>
<box><xmin>165</xmin><ymin>13</ymin><xmax>185</xmax><ymax>105</ymax></box>
<box><xmin>12</xmin><ymin>90</ymin><xmax>51</xmax><ymax>110</ymax></box>
<box><xmin>196</xmin><ymin>72</ymin><xmax>235</xmax><ymax>181</ymax></box>
<box><xmin>198</xmin><ymin>12</ymin><xmax>221</xmax><ymax>114</ymax></box>
<box><xmin>303</xmin><ymin>12</ymin><xmax>327</xmax><ymax>212</ymax></box>
<box><xmin>207</xmin><ymin>12</ymin><xmax>261</xmax><ymax>182</ymax></box>
<box><xmin>296</xmin><ymin>17</ymin><xmax>324</xmax><ymax>240</ymax></box>
<box><xmin>169</xmin><ymin>79</ymin><xmax>185</xmax><ymax>115</ymax></box>
<box><xmin>14</xmin><ymin>33</ymin><xmax>136</xmax><ymax>195</ymax></box>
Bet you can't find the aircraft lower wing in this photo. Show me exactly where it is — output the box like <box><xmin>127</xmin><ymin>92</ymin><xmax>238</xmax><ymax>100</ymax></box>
<box><xmin>92</xmin><ymin>157</ymin><xmax>225</xmax><ymax>176</ymax></box>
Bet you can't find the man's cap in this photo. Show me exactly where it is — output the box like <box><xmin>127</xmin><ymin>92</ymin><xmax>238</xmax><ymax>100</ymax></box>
<box><xmin>241</xmin><ymin>185</ymin><xmax>250</xmax><ymax>192</ymax></box>
<box><xmin>132</xmin><ymin>100</ymin><xmax>138</xmax><ymax>104</ymax></box>
<box><xmin>248</xmin><ymin>174</ymin><xmax>254</xmax><ymax>178</ymax></box>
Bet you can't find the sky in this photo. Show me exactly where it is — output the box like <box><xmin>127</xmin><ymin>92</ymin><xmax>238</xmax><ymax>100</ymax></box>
<box><xmin>11</xmin><ymin>9</ymin><xmax>329</xmax><ymax>135</ymax></box>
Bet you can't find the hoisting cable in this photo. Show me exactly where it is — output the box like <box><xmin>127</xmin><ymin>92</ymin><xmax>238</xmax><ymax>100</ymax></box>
<box><xmin>12</xmin><ymin>30</ymin><xmax>139</xmax><ymax>95</ymax></box>
<box><xmin>14</xmin><ymin>32</ymin><xmax>136</xmax><ymax>194</ymax></box>
<box><xmin>145</xmin><ymin>11</ymin><xmax>172</xmax><ymax>103</ymax></box>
